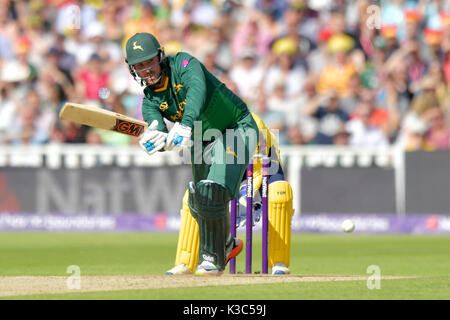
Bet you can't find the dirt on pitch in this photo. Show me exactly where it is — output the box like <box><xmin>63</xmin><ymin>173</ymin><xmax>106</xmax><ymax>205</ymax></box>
<box><xmin>0</xmin><ymin>275</ymin><xmax>418</xmax><ymax>297</ymax></box>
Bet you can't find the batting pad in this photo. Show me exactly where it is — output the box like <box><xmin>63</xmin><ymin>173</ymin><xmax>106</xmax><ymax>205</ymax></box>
<box><xmin>268</xmin><ymin>181</ymin><xmax>293</xmax><ymax>268</ymax></box>
<box><xmin>175</xmin><ymin>189</ymin><xmax>199</xmax><ymax>272</ymax></box>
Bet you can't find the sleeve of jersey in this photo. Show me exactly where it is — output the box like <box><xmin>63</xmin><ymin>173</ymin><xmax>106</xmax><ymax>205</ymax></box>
<box><xmin>141</xmin><ymin>96</ymin><xmax>168</xmax><ymax>133</ymax></box>
<box><xmin>176</xmin><ymin>54</ymin><xmax>207</xmax><ymax>129</ymax></box>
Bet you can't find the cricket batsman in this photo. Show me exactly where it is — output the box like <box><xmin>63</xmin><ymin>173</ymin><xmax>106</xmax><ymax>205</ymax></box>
<box><xmin>125</xmin><ymin>33</ymin><xmax>259</xmax><ymax>275</ymax></box>
<box><xmin>166</xmin><ymin>112</ymin><xmax>294</xmax><ymax>275</ymax></box>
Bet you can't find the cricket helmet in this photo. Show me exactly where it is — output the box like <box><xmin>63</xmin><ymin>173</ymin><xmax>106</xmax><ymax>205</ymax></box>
<box><xmin>125</xmin><ymin>33</ymin><xmax>166</xmax><ymax>86</ymax></box>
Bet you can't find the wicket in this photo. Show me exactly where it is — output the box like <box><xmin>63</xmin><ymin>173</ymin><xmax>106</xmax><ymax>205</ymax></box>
<box><xmin>230</xmin><ymin>156</ymin><xmax>270</xmax><ymax>274</ymax></box>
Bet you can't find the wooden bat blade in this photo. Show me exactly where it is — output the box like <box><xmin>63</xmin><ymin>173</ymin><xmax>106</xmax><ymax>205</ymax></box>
<box><xmin>59</xmin><ymin>102</ymin><xmax>148</xmax><ymax>137</ymax></box>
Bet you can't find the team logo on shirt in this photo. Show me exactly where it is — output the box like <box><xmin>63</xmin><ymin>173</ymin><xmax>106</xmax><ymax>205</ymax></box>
<box><xmin>181</xmin><ymin>58</ymin><xmax>190</xmax><ymax>68</ymax></box>
<box><xmin>226</xmin><ymin>146</ymin><xmax>237</xmax><ymax>159</ymax></box>
<box><xmin>174</xmin><ymin>83</ymin><xmax>183</xmax><ymax>94</ymax></box>
<box><xmin>159</xmin><ymin>101</ymin><xmax>169</xmax><ymax>111</ymax></box>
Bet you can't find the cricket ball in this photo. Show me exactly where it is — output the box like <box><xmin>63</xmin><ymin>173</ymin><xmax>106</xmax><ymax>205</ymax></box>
<box><xmin>342</xmin><ymin>219</ymin><xmax>355</xmax><ymax>233</ymax></box>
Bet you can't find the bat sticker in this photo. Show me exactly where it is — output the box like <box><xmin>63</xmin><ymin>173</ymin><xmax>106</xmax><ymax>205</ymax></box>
<box><xmin>114</xmin><ymin>119</ymin><xmax>145</xmax><ymax>136</ymax></box>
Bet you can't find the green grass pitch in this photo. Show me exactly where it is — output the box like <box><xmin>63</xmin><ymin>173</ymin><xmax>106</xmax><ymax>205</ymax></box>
<box><xmin>0</xmin><ymin>232</ymin><xmax>448</xmax><ymax>299</ymax></box>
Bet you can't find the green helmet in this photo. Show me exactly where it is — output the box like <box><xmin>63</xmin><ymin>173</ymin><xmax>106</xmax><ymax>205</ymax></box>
<box><xmin>125</xmin><ymin>33</ymin><xmax>162</xmax><ymax>66</ymax></box>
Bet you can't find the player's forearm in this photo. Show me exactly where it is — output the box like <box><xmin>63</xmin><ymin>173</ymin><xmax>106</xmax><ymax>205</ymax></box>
<box><xmin>180</xmin><ymin>82</ymin><xmax>207</xmax><ymax>128</ymax></box>
<box><xmin>142</xmin><ymin>101</ymin><xmax>168</xmax><ymax>133</ymax></box>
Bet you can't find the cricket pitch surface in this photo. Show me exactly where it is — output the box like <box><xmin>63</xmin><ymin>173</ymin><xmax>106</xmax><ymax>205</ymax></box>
<box><xmin>0</xmin><ymin>275</ymin><xmax>418</xmax><ymax>297</ymax></box>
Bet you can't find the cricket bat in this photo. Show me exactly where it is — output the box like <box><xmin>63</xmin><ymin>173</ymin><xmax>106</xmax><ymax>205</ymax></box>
<box><xmin>59</xmin><ymin>102</ymin><xmax>148</xmax><ymax>137</ymax></box>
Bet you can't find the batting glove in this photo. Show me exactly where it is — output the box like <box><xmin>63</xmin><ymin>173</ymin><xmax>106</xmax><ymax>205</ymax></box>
<box><xmin>165</xmin><ymin>122</ymin><xmax>192</xmax><ymax>151</ymax></box>
<box><xmin>138</xmin><ymin>120</ymin><xmax>167</xmax><ymax>156</ymax></box>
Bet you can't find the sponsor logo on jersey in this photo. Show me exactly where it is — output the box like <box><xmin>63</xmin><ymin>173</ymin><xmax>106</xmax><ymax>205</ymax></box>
<box><xmin>170</xmin><ymin>100</ymin><xmax>186</xmax><ymax>121</ymax></box>
<box><xmin>159</xmin><ymin>101</ymin><xmax>169</xmax><ymax>111</ymax></box>
<box><xmin>170</xmin><ymin>110</ymin><xmax>183</xmax><ymax>121</ymax></box>
<box><xmin>174</xmin><ymin>83</ymin><xmax>183</xmax><ymax>94</ymax></box>
<box><xmin>114</xmin><ymin>119</ymin><xmax>145</xmax><ymax>136</ymax></box>
<box><xmin>181</xmin><ymin>58</ymin><xmax>190</xmax><ymax>68</ymax></box>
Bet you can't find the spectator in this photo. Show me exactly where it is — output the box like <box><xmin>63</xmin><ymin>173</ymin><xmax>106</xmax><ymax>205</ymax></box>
<box><xmin>281</xmin><ymin>3</ymin><xmax>319</xmax><ymax>44</ymax></box>
<box><xmin>52</xmin><ymin>35</ymin><xmax>77</xmax><ymax>81</ymax></box>
<box><xmin>59</xmin><ymin>120</ymin><xmax>89</xmax><ymax>144</ymax></box>
<box><xmin>231</xmin><ymin>10</ymin><xmax>279</xmax><ymax>61</ymax></box>
<box><xmin>14</xmin><ymin>35</ymin><xmax>37</xmax><ymax>82</ymax></box>
<box><xmin>263</xmin><ymin>36</ymin><xmax>307</xmax><ymax>97</ymax></box>
<box><xmin>350</xmin><ymin>90</ymin><xmax>391</xmax><ymax>137</ymax></box>
<box><xmin>2</xmin><ymin>0</ymin><xmax>450</xmax><ymax>149</ymax></box>
<box><xmin>37</xmin><ymin>47</ymin><xmax>73</xmax><ymax>101</ymax></box>
<box><xmin>340</xmin><ymin>73</ymin><xmax>361</xmax><ymax>114</ymax></box>
<box><xmin>400</xmin><ymin>112</ymin><xmax>433</xmax><ymax>151</ymax></box>
<box><xmin>423</xmin><ymin>107</ymin><xmax>450</xmax><ymax>149</ymax></box>
<box><xmin>190</xmin><ymin>0</ymin><xmax>220</xmax><ymax>28</ymax></box>
<box><xmin>406</xmin><ymin>40</ymin><xmax>428</xmax><ymax>86</ymax></box>
<box><xmin>289</xmin><ymin>78</ymin><xmax>321</xmax><ymax>122</ymax></box>
<box><xmin>286</xmin><ymin>124</ymin><xmax>305</xmax><ymax>145</ymax></box>
<box><xmin>402</xmin><ymin>10</ymin><xmax>422</xmax><ymax>45</ymax></box>
<box><xmin>410</xmin><ymin>76</ymin><xmax>440</xmax><ymax>115</ymax></box>
<box><xmin>98</xmin><ymin>4</ymin><xmax>123</xmax><ymax>43</ymax></box>
<box><xmin>254</xmin><ymin>0</ymin><xmax>288</xmax><ymax>22</ymax></box>
<box><xmin>0</xmin><ymin>6</ymin><xmax>15</xmax><ymax>60</ymax></box>
<box><xmin>229</xmin><ymin>47</ymin><xmax>265</xmax><ymax>104</ymax></box>
<box><xmin>279</xmin><ymin>5</ymin><xmax>314</xmax><ymax>69</ymax></box>
<box><xmin>199</xmin><ymin>44</ymin><xmax>227</xmax><ymax>78</ymax></box>
<box><xmin>253</xmin><ymin>91</ymin><xmax>286</xmax><ymax>133</ymax></box>
<box><xmin>346</xmin><ymin>103</ymin><xmax>389</xmax><ymax>147</ymax></box>
<box><xmin>0</xmin><ymin>81</ymin><xmax>19</xmax><ymax>142</ymax></box>
<box><xmin>333</xmin><ymin>125</ymin><xmax>350</xmax><ymax>145</ymax></box>
<box><xmin>383</xmin><ymin>60</ymin><xmax>414</xmax><ymax>119</ymax></box>
<box><xmin>63</xmin><ymin>28</ymin><xmax>88</xmax><ymax>66</ymax></box>
<box><xmin>359</xmin><ymin>36</ymin><xmax>389</xmax><ymax>94</ymax></box>
<box><xmin>380</xmin><ymin>24</ymin><xmax>400</xmax><ymax>59</ymax></box>
<box><xmin>206</xmin><ymin>21</ymin><xmax>234</xmax><ymax>71</ymax></box>
<box><xmin>75</xmin><ymin>53</ymin><xmax>110</xmax><ymax>103</ymax></box>
<box><xmin>5</xmin><ymin>93</ymin><xmax>49</xmax><ymax>145</ymax></box>
<box><xmin>124</xmin><ymin>1</ymin><xmax>159</xmax><ymax>45</ymax></box>
<box><xmin>85</xmin><ymin>129</ymin><xmax>103</xmax><ymax>145</ymax></box>
<box><xmin>308</xmin><ymin>90</ymin><xmax>349</xmax><ymax>144</ymax></box>
<box><xmin>426</xmin><ymin>59</ymin><xmax>450</xmax><ymax>110</ymax></box>
<box><xmin>316</xmin><ymin>34</ymin><xmax>357</xmax><ymax>97</ymax></box>
<box><xmin>307</xmin><ymin>28</ymin><xmax>332</xmax><ymax>76</ymax></box>
<box><xmin>28</xmin><ymin>90</ymin><xmax>58</xmax><ymax>142</ymax></box>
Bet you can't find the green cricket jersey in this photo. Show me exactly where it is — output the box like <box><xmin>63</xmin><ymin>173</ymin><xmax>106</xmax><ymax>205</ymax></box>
<box><xmin>141</xmin><ymin>52</ymin><xmax>250</xmax><ymax>138</ymax></box>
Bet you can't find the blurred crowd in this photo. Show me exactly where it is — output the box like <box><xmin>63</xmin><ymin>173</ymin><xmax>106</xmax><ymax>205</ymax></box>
<box><xmin>1</xmin><ymin>0</ymin><xmax>450</xmax><ymax>151</ymax></box>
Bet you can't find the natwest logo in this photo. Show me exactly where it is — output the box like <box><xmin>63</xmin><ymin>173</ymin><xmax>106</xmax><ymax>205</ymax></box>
<box><xmin>114</xmin><ymin>119</ymin><xmax>145</xmax><ymax>137</ymax></box>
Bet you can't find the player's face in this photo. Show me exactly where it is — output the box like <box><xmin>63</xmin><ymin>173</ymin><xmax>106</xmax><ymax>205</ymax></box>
<box><xmin>134</xmin><ymin>56</ymin><xmax>162</xmax><ymax>86</ymax></box>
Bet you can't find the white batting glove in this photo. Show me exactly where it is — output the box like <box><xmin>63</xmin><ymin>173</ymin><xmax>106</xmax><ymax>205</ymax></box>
<box><xmin>165</xmin><ymin>122</ymin><xmax>192</xmax><ymax>151</ymax></box>
<box><xmin>138</xmin><ymin>120</ymin><xmax>167</xmax><ymax>156</ymax></box>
